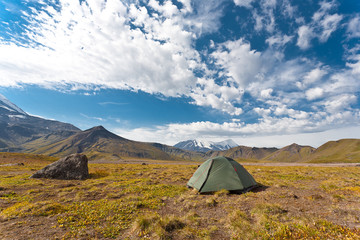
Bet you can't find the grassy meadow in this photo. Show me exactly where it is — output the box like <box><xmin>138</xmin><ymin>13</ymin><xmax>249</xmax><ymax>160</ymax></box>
<box><xmin>1</xmin><ymin>153</ymin><xmax>360</xmax><ymax>239</ymax></box>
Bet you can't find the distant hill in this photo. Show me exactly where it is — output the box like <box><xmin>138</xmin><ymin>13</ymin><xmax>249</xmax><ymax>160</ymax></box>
<box><xmin>306</xmin><ymin>139</ymin><xmax>360</xmax><ymax>163</ymax></box>
<box><xmin>174</xmin><ymin>139</ymin><xmax>238</xmax><ymax>152</ymax></box>
<box><xmin>205</xmin><ymin>145</ymin><xmax>278</xmax><ymax>161</ymax></box>
<box><xmin>262</xmin><ymin>143</ymin><xmax>315</xmax><ymax>162</ymax></box>
<box><xmin>206</xmin><ymin>140</ymin><xmax>360</xmax><ymax>163</ymax></box>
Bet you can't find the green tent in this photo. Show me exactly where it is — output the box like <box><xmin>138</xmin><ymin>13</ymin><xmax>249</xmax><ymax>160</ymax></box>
<box><xmin>187</xmin><ymin>156</ymin><xmax>257</xmax><ymax>193</ymax></box>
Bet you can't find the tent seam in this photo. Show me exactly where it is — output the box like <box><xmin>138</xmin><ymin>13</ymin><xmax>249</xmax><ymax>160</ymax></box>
<box><xmin>191</xmin><ymin>159</ymin><xmax>212</xmax><ymax>187</ymax></box>
<box><xmin>199</xmin><ymin>159</ymin><xmax>214</xmax><ymax>193</ymax></box>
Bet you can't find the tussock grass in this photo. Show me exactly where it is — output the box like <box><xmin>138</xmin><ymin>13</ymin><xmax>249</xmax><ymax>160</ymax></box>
<box><xmin>132</xmin><ymin>213</ymin><xmax>186</xmax><ymax>239</ymax></box>
<box><xmin>214</xmin><ymin>189</ymin><xmax>230</xmax><ymax>197</ymax></box>
<box><xmin>89</xmin><ymin>169</ymin><xmax>110</xmax><ymax>179</ymax></box>
<box><xmin>228</xmin><ymin>210</ymin><xmax>255</xmax><ymax>239</ymax></box>
<box><xmin>205</xmin><ymin>197</ymin><xmax>218</xmax><ymax>207</ymax></box>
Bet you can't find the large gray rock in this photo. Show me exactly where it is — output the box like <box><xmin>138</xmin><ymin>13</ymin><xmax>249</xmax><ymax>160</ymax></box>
<box><xmin>31</xmin><ymin>154</ymin><xmax>89</xmax><ymax>180</ymax></box>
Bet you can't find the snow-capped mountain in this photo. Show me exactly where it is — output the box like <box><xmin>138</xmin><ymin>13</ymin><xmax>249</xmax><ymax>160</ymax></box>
<box><xmin>214</xmin><ymin>139</ymin><xmax>239</xmax><ymax>150</ymax></box>
<box><xmin>0</xmin><ymin>93</ymin><xmax>27</xmax><ymax>116</ymax></box>
<box><xmin>174</xmin><ymin>139</ymin><xmax>239</xmax><ymax>153</ymax></box>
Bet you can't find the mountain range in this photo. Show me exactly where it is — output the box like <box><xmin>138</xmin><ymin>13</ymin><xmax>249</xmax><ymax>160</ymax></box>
<box><xmin>26</xmin><ymin>125</ymin><xmax>205</xmax><ymax>161</ymax></box>
<box><xmin>0</xmin><ymin>94</ymin><xmax>359</xmax><ymax>163</ymax></box>
<box><xmin>174</xmin><ymin>139</ymin><xmax>238</xmax><ymax>152</ymax></box>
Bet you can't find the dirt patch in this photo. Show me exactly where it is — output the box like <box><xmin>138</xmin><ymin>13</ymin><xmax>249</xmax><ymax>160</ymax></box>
<box><xmin>0</xmin><ymin>216</ymin><xmax>67</xmax><ymax>240</ymax></box>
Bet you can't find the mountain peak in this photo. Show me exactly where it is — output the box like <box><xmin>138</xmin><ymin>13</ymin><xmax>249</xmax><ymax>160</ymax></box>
<box><xmin>283</xmin><ymin>143</ymin><xmax>314</xmax><ymax>151</ymax></box>
<box><xmin>217</xmin><ymin>139</ymin><xmax>238</xmax><ymax>147</ymax></box>
<box><xmin>88</xmin><ymin>125</ymin><xmax>107</xmax><ymax>131</ymax></box>
<box><xmin>174</xmin><ymin>139</ymin><xmax>238</xmax><ymax>153</ymax></box>
<box><xmin>0</xmin><ymin>94</ymin><xmax>27</xmax><ymax>115</ymax></box>
<box><xmin>285</xmin><ymin>143</ymin><xmax>301</xmax><ymax>149</ymax></box>
<box><xmin>263</xmin><ymin>143</ymin><xmax>316</xmax><ymax>162</ymax></box>
<box><xmin>83</xmin><ymin>125</ymin><xmax>124</xmax><ymax>140</ymax></box>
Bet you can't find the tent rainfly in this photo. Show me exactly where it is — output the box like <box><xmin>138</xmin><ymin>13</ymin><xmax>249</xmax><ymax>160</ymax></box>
<box><xmin>187</xmin><ymin>156</ymin><xmax>257</xmax><ymax>193</ymax></box>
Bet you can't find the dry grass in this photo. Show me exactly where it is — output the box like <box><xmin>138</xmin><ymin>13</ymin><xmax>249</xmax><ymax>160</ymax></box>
<box><xmin>0</xmin><ymin>153</ymin><xmax>360</xmax><ymax>239</ymax></box>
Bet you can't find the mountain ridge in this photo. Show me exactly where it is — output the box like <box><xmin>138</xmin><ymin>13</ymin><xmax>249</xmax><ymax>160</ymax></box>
<box><xmin>262</xmin><ymin>143</ymin><xmax>315</xmax><ymax>162</ymax></box>
<box><xmin>28</xmin><ymin>125</ymin><xmax>203</xmax><ymax>161</ymax></box>
<box><xmin>0</xmin><ymin>94</ymin><xmax>80</xmax><ymax>151</ymax></box>
<box><xmin>306</xmin><ymin>139</ymin><xmax>360</xmax><ymax>163</ymax></box>
<box><xmin>206</xmin><ymin>145</ymin><xmax>279</xmax><ymax>161</ymax></box>
<box><xmin>0</xmin><ymin>93</ymin><xmax>27</xmax><ymax>115</ymax></box>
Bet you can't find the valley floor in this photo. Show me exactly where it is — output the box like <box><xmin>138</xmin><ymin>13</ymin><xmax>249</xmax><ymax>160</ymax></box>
<box><xmin>92</xmin><ymin>158</ymin><xmax>360</xmax><ymax>167</ymax></box>
<box><xmin>1</xmin><ymin>154</ymin><xmax>360</xmax><ymax>239</ymax></box>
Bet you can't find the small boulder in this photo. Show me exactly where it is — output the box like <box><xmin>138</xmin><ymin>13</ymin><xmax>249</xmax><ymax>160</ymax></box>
<box><xmin>31</xmin><ymin>154</ymin><xmax>89</xmax><ymax>180</ymax></box>
<box><xmin>0</xmin><ymin>163</ymin><xmax>24</xmax><ymax>167</ymax></box>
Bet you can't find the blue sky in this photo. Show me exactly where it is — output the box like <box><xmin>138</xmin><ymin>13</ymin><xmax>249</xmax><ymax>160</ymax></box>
<box><xmin>0</xmin><ymin>0</ymin><xmax>359</xmax><ymax>147</ymax></box>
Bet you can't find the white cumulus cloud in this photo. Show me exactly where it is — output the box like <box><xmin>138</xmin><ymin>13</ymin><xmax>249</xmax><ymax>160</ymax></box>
<box><xmin>233</xmin><ymin>0</ymin><xmax>255</xmax><ymax>9</ymax></box>
<box><xmin>211</xmin><ymin>39</ymin><xmax>263</xmax><ymax>88</ymax></box>
<box><xmin>347</xmin><ymin>15</ymin><xmax>360</xmax><ymax>38</ymax></box>
<box><xmin>306</xmin><ymin>87</ymin><xmax>324</xmax><ymax>100</ymax></box>
<box><xmin>318</xmin><ymin>13</ymin><xmax>342</xmax><ymax>42</ymax></box>
<box><xmin>260</xmin><ymin>89</ymin><xmax>273</xmax><ymax>99</ymax></box>
<box><xmin>297</xmin><ymin>25</ymin><xmax>314</xmax><ymax>50</ymax></box>
<box><xmin>297</xmin><ymin>1</ymin><xmax>342</xmax><ymax>50</ymax></box>
<box><xmin>266</xmin><ymin>34</ymin><xmax>293</xmax><ymax>48</ymax></box>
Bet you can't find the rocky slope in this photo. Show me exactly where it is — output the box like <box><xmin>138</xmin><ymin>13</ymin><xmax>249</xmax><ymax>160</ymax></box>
<box><xmin>0</xmin><ymin>94</ymin><xmax>80</xmax><ymax>152</ymax></box>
